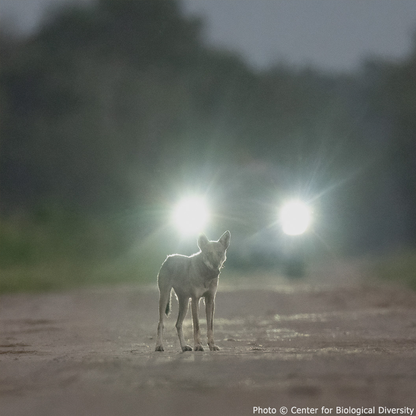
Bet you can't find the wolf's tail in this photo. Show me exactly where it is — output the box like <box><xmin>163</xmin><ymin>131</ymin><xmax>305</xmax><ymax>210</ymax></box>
<box><xmin>165</xmin><ymin>288</ymin><xmax>172</xmax><ymax>317</ymax></box>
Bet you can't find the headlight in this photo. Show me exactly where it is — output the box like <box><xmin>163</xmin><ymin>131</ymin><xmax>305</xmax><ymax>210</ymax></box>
<box><xmin>172</xmin><ymin>196</ymin><xmax>209</xmax><ymax>235</ymax></box>
<box><xmin>279</xmin><ymin>200</ymin><xmax>312</xmax><ymax>236</ymax></box>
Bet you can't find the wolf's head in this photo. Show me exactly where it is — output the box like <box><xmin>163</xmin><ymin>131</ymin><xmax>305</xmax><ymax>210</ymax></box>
<box><xmin>197</xmin><ymin>231</ymin><xmax>231</xmax><ymax>272</ymax></box>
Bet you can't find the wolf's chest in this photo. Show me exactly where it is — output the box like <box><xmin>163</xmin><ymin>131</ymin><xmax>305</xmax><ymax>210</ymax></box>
<box><xmin>192</xmin><ymin>285</ymin><xmax>211</xmax><ymax>299</ymax></box>
<box><xmin>190</xmin><ymin>277</ymin><xmax>217</xmax><ymax>299</ymax></box>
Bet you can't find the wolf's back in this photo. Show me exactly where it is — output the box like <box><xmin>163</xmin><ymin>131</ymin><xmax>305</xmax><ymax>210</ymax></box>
<box><xmin>159</xmin><ymin>254</ymin><xmax>190</xmax><ymax>280</ymax></box>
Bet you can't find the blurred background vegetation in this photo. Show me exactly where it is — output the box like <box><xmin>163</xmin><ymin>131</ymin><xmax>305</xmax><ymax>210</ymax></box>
<box><xmin>1</xmin><ymin>0</ymin><xmax>416</xmax><ymax>292</ymax></box>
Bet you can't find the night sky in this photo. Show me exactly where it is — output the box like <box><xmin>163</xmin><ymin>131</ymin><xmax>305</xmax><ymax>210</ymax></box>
<box><xmin>1</xmin><ymin>0</ymin><xmax>416</xmax><ymax>72</ymax></box>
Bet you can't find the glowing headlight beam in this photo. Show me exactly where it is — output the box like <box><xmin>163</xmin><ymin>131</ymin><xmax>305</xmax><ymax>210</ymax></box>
<box><xmin>279</xmin><ymin>200</ymin><xmax>312</xmax><ymax>236</ymax></box>
<box><xmin>172</xmin><ymin>196</ymin><xmax>209</xmax><ymax>235</ymax></box>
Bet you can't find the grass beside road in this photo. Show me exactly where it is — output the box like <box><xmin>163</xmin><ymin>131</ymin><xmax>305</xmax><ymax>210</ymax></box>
<box><xmin>0</xmin><ymin>212</ymin><xmax>164</xmax><ymax>293</ymax></box>
<box><xmin>369</xmin><ymin>249</ymin><xmax>416</xmax><ymax>291</ymax></box>
<box><xmin>2</xmin><ymin>212</ymin><xmax>416</xmax><ymax>294</ymax></box>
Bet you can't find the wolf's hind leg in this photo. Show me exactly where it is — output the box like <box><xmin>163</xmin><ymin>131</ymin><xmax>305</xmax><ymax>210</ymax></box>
<box><xmin>155</xmin><ymin>287</ymin><xmax>171</xmax><ymax>352</ymax></box>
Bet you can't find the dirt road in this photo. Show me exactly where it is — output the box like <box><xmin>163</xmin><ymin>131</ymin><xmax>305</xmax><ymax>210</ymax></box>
<box><xmin>1</xmin><ymin>266</ymin><xmax>416</xmax><ymax>416</ymax></box>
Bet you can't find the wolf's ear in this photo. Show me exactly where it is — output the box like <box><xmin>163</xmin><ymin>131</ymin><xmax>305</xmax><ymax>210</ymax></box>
<box><xmin>219</xmin><ymin>230</ymin><xmax>231</xmax><ymax>249</ymax></box>
<box><xmin>197</xmin><ymin>233</ymin><xmax>209</xmax><ymax>250</ymax></box>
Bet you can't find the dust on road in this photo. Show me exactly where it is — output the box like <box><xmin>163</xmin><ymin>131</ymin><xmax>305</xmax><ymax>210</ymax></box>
<box><xmin>1</xmin><ymin>267</ymin><xmax>416</xmax><ymax>416</ymax></box>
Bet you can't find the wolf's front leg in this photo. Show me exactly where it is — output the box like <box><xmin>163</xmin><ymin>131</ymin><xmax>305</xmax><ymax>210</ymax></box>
<box><xmin>191</xmin><ymin>297</ymin><xmax>204</xmax><ymax>351</ymax></box>
<box><xmin>205</xmin><ymin>296</ymin><xmax>220</xmax><ymax>351</ymax></box>
<box><xmin>176</xmin><ymin>296</ymin><xmax>192</xmax><ymax>352</ymax></box>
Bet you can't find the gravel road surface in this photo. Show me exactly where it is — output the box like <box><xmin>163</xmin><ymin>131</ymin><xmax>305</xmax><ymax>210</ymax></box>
<box><xmin>1</xmin><ymin>267</ymin><xmax>416</xmax><ymax>416</ymax></box>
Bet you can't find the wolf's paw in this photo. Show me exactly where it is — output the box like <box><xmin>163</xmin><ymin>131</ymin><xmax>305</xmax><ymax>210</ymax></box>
<box><xmin>209</xmin><ymin>344</ymin><xmax>220</xmax><ymax>351</ymax></box>
<box><xmin>194</xmin><ymin>345</ymin><xmax>204</xmax><ymax>351</ymax></box>
<box><xmin>182</xmin><ymin>345</ymin><xmax>193</xmax><ymax>352</ymax></box>
<box><xmin>155</xmin><ymin>345</ymin><xmax>164</xmax><ymax>352</ymax></box>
